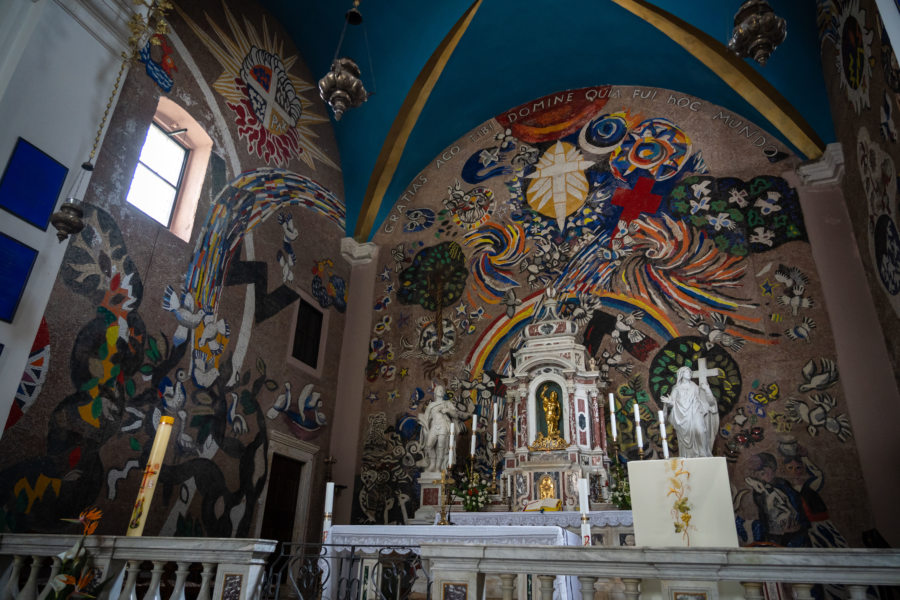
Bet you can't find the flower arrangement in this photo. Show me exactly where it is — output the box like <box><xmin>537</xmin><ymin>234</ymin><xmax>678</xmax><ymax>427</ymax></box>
<box><xmin>452</xmin><ymin>467</ymin><xmax>490</xmax><ymax>512</ymax></box>
<box><xmin>50</xmin><ymin>507</ymin><xmax>105</xmax><ymax>599</ymax></box>
<box><xmin>609</xmin><ymin>461</ymin><xmax>631</xmax><ymax>510</ymax></box>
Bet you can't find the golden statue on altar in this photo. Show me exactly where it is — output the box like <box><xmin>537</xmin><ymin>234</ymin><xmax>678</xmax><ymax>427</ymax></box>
<box><xmin>528</xmin><ymin>383</ymin><xmax>568</xmax><ymax>451</ymax></box>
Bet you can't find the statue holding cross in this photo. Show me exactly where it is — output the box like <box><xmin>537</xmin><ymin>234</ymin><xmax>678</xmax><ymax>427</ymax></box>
<box><xmin>660</xmin><ymin>358</ymin><xmax>721</xmax><ymax>458</ymax></box>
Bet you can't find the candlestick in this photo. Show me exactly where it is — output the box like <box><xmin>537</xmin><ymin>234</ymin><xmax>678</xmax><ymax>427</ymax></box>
<box><xmin>127</xmin><ymin>416</ymin><xmax>174</xmax><ymax>536</ymax></box>
<box><xmin>609</xmin><ymin>393</ymin><xmax>617</xmax><ymax>441</ymax></box>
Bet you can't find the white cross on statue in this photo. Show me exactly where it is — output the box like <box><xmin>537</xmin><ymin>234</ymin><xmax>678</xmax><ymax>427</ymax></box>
<box><xmin>691</xmin><ymin>357</ymin><xmax>721</xmax><ymax>387</ymax></box>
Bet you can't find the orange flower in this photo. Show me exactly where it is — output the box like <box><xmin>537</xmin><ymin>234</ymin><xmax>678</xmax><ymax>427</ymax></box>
<box><xmin>79</xmin><ymin>506</ymin><xmax>103</xmax><ymax>536</ymax></box>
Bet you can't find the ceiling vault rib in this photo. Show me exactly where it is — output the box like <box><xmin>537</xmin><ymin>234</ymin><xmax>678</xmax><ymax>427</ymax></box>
<box><xmin>609</xmin><ymin>0</ymin><xmax>825</xmax><ymax>161</ymax></box>
<box><xmin>354</xmin><ymin>0</ymin><xmax>483</xmax><ymax>242</ymax></box>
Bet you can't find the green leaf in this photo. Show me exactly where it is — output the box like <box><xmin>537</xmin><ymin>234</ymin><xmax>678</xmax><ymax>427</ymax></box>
<box><xmin>110</xmin><ymin>364</ymin><xmax>121</xmax><ymax>378</ymax></box>
<box><xmin>80</xmin><ymin>377</ymin><xmax>99</xmax><ymax>392</ymax></box>
<box><xmin>139</xmin><ymin>364</ymin><xmax>153</xmax><ymax>375</ymax></box>
<box><xmin>256</xmin><ymin>357</ymin><xmax>266</xmax><ymax>375</ymax></box>
<box><xmin>149</xmin><ymin>337</ymin><xmax>159</xmax><ymax>358</ymax></box>
<box><xmin>265</xmin><ymin>379</ymin><xmax>278</xmax><ymax>391</ymax></box>
<box><xmin>130</xmin><ymin>437</ymin><xmax>141</xmax><ymax>451</ymax></box>
<box><xmin>91</xmin><ymin>397</ymin><xmax>102</xmax><ymax>419</ymax></box>
<box><xmin>98</xmin><ymin>342</ymin><xmax>108</xmax><ymax>360</ymax></box>
<box><xmin>125</xmin><ymin>378</ymin><xmax>136</xmax><ymax>397</ymax></box>
<box><xmin>241</xmin><ymin>397</ymin><xmax>258</xmax><ymax>414</ymax></box>
<box><xmin>679</xmin><ymin>344</ymin><xmax>687</xmax><ymax>353</ymax></box>
<box><xmin>664</xmin><ymin>350</ymin><xmax>675</xmax><ymax>358</ymax></box>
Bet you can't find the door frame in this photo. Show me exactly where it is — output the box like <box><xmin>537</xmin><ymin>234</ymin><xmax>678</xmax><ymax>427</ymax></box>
<box><xmin>253</xmin><ymin>430</ymin><xmax>319</xmax><ymax>544</ymax></box>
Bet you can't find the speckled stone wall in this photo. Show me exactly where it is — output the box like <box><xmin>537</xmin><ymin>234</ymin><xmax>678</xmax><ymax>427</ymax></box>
<box><xmin>352</xmin><ymin>84</ymin><xmax>872</xmax><ymax>548</ymax></box>
<box><xmin>817</xmin><ymin>0</ymin><xmax>900</xmax><ymax>390</ymax></box>
<box><xmin>0</xmin><ymin>0</ymin><xmax>347</xmax><ymax>540</ymax></box>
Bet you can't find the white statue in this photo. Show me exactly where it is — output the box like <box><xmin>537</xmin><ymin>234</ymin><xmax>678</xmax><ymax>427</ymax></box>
<box><xmin>418</xmin><ymin>385</ymin><xmax>463</xmax><ymax>473</ymax></box>
<box><xmin>660</xmin><ymin>366</ymin><xmax>719</xmax><ymax>458</ymax></box>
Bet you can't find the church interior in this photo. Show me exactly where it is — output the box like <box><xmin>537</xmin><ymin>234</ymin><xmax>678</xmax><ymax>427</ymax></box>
<box><xmin>2</xmin><ymin>0</ymin><xmax>900</xmax><ymax>579</ymax></box>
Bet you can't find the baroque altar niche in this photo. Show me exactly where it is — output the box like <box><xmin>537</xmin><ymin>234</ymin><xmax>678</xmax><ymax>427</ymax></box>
<box><xmin>502</xmin><ymin>291</ymin><xmax>611</xmax><ymax>510</ymax></box>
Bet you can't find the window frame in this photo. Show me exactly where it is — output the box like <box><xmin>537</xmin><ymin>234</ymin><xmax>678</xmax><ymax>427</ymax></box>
<box><xmin>127</xmin><ymin>121</ymin><xmax>190</xmax><ymax>228</ymax></box>
<box><xmin>126</xmin><ymin>97</ymin><xmax>213</xmax><ymax>242</ymax></box>
<box><xmin>287</xmin><ymin>290</ymin><xmax>329</xmax><ymax>379</ymax></box>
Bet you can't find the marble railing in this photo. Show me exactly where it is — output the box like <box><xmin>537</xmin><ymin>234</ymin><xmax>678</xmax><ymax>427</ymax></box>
<box><xmin>0</xmin><ymin>533</ymin><xmax>275</xmax><ymax>600</ymax></box>
<box><xmin>419</xmin><ymin>544</ymin><xmax>900</xmax><ymax>600</ymax></box>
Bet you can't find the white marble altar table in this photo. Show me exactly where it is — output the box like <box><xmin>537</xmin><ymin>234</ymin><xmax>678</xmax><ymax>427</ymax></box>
<box><xmin>325</xmin><ymin>525</ymin><xmax>579</xmax><ymax>600</ymax></box>
<box><xmin>431</xmin><ymin>510</ymin><xmax>633</xmax><ymax>528</ymax></box>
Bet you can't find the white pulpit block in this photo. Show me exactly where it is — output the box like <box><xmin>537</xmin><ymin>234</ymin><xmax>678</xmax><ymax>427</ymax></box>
<box><xmin>628</xmin><ymin>456</ymin><xmax>738</xmax><ymax>548</ymax></box>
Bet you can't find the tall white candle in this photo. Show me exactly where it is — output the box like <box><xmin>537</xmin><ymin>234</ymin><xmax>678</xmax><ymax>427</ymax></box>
<box><xmin>609</xmin><ymin>393</ymin><xmax>617</xmax><ymax>441</ymax></box>
<box><xmin>636</xmin><ymin>422</ymin><xmax>643</xmax><ymax>450</ymax></box>
<box><xmin>470</xmin><ymin>430</ymin><xmax>477</xmax><ymax>456</ymax></box>
<box><xmin>578</xmin><ymin>477</ymin><xmax>589</xmax><ymax>515</ymax></box>
<box><xmin>633</xmin><ymin>402</ymin><xmax>640</xmax><ymax>423</ymax></box>
<box><xmin>658</xmin><ymin>410</ymin><xmax>667</xmax><ymax>439</ymax></box>
<box><xmin>662</xmin><ymin>437</ymin><xmax>670</xmax><ymax>460</ymax></box>
<box><xmin>127</xmin><ymin>416</ymin><xmax>174</xmax><ymax>536</ymax></box>
<box><xmin>449</xmin><ymin>422</ymin><xmax>456</xmax><ymax>467</ymax></box>
<box><xmin>472</xmin><ymin>414</ymin><xmax>477</xmax><ymax>432</ymax></box>
<box><xmin>324</xmin><ymin>481</ymin><xmax>335</xmax><ymax>516</ymax></box>
<box><xmin>492</xmin><ymin>403</ymin><xmax>499</xmax><ymax>446</ymax></box>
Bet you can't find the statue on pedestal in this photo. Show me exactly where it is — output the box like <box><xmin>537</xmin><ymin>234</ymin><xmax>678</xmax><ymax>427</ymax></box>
<box><xmin>418</xmin><ymin>385</ymin><xmax>464</xmax><ymax>473</ymax></box>
<box><xmin>661</xmin><ymin>366</ymin><xmax>719</xmax><ymax>458</ymax></box>
<box><xmin>528</xmin><ymin>382</ymin><xmax>568</xmax><ymax>451</ymax></box>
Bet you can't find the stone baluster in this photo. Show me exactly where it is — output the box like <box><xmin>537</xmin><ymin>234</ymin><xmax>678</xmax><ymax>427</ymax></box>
<box><xmin>119</xmin><ymin>560</ymin><xmax>141</xmax><ymax>600</ymax></box>
<box><xmin>578</xmin><ymin>576</ymin><xmax>597</xmax><ymax>600</ymax></box>
<box><xmin>740</xmin><ymin>581</ymin><xmax>764</xmax><ymax>600</ymax></box>
<box><xmin>168</xmin><ymin>561</ymin><xmax>190</xmax><ymax>600</ymax></box>
<box><xmin>537</xmin><ymin>575</ymin><xmax>555</xmax><ymax>600</ymax></box>
<box><xmin>499</xmin><ymin>573</ymin><xmax>516</xmax><ymax>600</ymax></box>
<box><xmin>848</xmin><ymin>585</ymin><xmax>867</xmax><ymax>600</ymax></box>
<box><xmin>18</xmin><ymin>555</ymin><xmax>41</xmax><ymax>600</ymax></box>
<box><xmin>792</xmin><ymin>584</ymin><xmax>814</xmax><ymax>600</ymax></box>
<box><xmin>142</xmin><ymin>560</ymin><xmax>165</xmax><ymax>600</ymax></box>
<box><xmin>195</xmin><ymin>562</ymin><xmax>216</xmax><ymax>600</ymax></box>
<box><xmin>622</xmin><ymin>578</ymin><xmax>641</xmax><ymax>600</ymax></box>
<box><xmin>2</xmin><ymin>554</ymin><xmax>25</xmax><ymax>600</ymax></box>
<box><xmin>36</xmin><ymin>556</ymin><xmax>61</xmax><ymax>600</ymax></box>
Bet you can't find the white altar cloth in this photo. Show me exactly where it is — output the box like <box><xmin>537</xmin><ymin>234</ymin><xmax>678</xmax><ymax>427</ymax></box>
<box><xmin>431</xmin><ymin>510</ymin><xmax>633</xmax><ymax>528</ymax></box>
<box><xmin>326</xmin><ymin>525</ymin><xmax>579</xmax><ymax>600</ymax></box>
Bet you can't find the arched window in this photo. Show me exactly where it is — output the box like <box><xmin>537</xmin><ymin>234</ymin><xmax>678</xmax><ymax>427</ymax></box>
<box><xmin>125</xmin><ymin>97</ymin><xmax>212</xmax><ymax>242</ymax></box>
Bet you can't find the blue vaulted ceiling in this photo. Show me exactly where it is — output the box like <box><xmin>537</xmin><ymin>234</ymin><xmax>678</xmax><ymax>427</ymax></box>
<box><xmin>260</xmin><ymin>0</ymin><xmax>834</xmax><ymax>239</ymax></box>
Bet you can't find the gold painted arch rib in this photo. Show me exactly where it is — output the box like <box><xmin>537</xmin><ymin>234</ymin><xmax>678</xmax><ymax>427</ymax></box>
<box><xmin>609</xmin><ymin>0</ymin><xmax>825</xmax><ymax>161</ymax></box>
<box><xmin>354</xmin><ymin>0</ymin><xmax>483</xmax><ymax>242</ymax></box>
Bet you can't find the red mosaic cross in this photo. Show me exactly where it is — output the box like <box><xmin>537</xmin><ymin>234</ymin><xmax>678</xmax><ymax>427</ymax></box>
<box><xmin>611</xmin><ymin>177</ymin><xmax>663</xmax><ymax>223</ymax></box>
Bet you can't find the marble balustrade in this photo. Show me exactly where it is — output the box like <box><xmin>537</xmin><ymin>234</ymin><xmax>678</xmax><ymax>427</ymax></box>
<box><xmin>0</xmin><ymin>533</ymin><xmax>275</xmax><ymax>600</ymax></box>
<box><xmin>419</xmin><ymin>543</ymin><xmax>900</xmax><ymax>600</ymax></box>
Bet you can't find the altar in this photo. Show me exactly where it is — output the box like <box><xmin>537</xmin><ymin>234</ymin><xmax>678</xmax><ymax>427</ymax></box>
<box><xmin>326</xmin><ymin>525</ymin><xmax>580</xmax><ymax>600</ymax></box>
<box><xmin>430</xmin><ymin>511</ymin><xmax>635</xmax><ymax>547</ymax></box>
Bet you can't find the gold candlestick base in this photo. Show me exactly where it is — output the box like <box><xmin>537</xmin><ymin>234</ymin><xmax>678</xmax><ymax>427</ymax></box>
<box><xmin>433</xmin><ymin>469</ymin><xmax>455</xmax><ymax>526</ymax></box>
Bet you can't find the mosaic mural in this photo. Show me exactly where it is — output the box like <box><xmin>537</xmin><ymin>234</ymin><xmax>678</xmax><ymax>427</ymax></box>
<box><xmin>0</xmin><ymin>0</ymin><xmax>346</xmax><ymax>537</ymax></box>
<box><xmin>355</xmin><ymin>85</ymin><xmax>869</xmax><ymax>547</ymax></box>
<box><xmin>818</xmin><ymin>0</ymin><xmax>900</xmax><ymax>391</ymax></box>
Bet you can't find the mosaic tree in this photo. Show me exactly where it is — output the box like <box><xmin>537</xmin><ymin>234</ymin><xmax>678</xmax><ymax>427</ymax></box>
<box><xmin>397</xmin><ymin>241</ymin><xmax>468</xmax><ymax>350</ymax></box>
